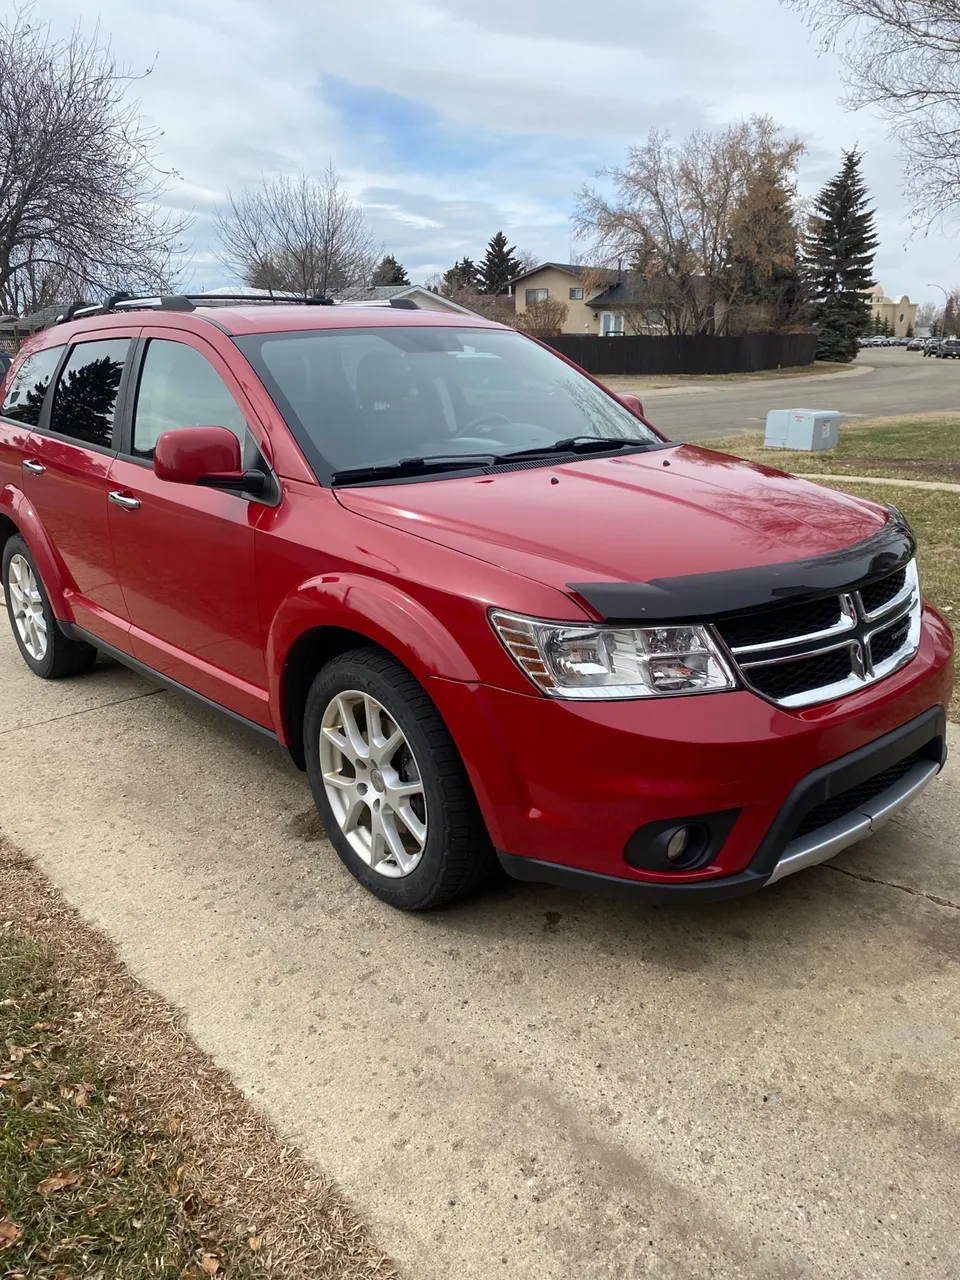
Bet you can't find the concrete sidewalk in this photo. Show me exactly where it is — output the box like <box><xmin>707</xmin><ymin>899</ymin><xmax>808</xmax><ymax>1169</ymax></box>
<box><xmin>1</xmin><ymin>634</ymin><xmax>958</xmax><ymax>1279</ymax></box>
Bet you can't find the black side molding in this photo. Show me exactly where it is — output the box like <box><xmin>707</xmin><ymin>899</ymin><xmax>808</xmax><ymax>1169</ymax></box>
<box><xmin>58</xmin><ymin>623</ymin><xmax>280</xmax><ymax>746</ymax></box>
<box><xmin>569</xmin><ymin>507</ymin><xmax>915</xmax><ymax>623</ymax></box>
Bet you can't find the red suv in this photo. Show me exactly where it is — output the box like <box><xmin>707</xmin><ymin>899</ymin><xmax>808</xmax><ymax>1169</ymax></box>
<box><xmin>0</xmin><ymin>296</ymin><xmax>952</xmax><ymax>909</ymax></box>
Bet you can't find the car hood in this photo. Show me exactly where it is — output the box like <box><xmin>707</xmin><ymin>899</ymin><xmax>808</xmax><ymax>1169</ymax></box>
<box><xmin>334</xmin><ymin>444</ymin><xmax>888</xmax><ymax>602</ymax></box>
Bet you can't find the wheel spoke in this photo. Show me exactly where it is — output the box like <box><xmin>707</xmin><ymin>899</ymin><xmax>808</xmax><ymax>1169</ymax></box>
<box><xmin>394</xmin><ymin>802</ymin><xmax>426</xmax><ymax>847</ymax></box>
<box><xmin>372</xmin><ymin>724</ymin><xmax>404</xmax><ymax>764</ymax></box>
<box><xmin>321</xmin><ymin>724</ymin><xmax>352</xmax><ymax>758</ymax></box>
<box><xmin>322</xmin><ymin>770</ymin><xmax>355</xmax><ymax>790</ymax></box>
<box><xmin>379</xmin><ymin>810</ymin><xmax>413</xmax><ymax>871</ymax></box>
<box><xmin>338</xmin><ymin>696</ymin><xmax>370</xmax><ymax>760</ymax></box>
<box><xmin>340</xmin><ymin>792</ymin><xmax>365</xmax><ymax>835</ymax></box>
<box><xmin>7</xmin><ymin>581</ymin><xmax>23</xmax><ymax>611</ymax></box>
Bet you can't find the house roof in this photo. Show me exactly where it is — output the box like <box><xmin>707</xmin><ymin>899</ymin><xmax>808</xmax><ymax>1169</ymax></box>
<box><xmin>585</xmin><ymin>276</ymin><xmax>713</xmax><ymax>310</ymax></box>
<box><xmin>509</xmin><ymin>262</ymin><xmax>616</xmax><ymax>287</ymax></box>
<box><xmin>336</xmin><ymin>284</ymin><xmax>480</xmax><ymax>316</ymax></box>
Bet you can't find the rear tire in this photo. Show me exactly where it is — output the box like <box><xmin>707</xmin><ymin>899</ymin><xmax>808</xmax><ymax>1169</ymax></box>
<box><xmin>304</xmin><ymin>647</ymin><xmax>495</xmax><ymax>909</ymax></box>
<box><xmin>2</xmin><ymin>535</ymin><xmax>97</xmax><ymax>679</ymax></box>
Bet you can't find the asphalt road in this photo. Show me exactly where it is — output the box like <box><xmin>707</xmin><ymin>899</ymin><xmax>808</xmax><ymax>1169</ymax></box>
<box><xmin>1</xmin><ymin>632</ymin><xmax>958</xmax><ymax>1280</ymax></box>
<box><xmin>642</xmin><ymin>347</ymin><xmax>960</xmax><ymax>441</ymax></box>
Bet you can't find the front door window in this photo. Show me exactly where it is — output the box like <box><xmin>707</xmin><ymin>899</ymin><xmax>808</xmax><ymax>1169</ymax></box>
<box><xmin>601</xmin><ymin>312</ymin><xmax>625</xmax><ymax>337</ymax></box>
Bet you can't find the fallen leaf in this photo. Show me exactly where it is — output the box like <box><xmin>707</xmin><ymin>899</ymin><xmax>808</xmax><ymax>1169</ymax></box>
<box><xmin>30</xmin><ymin>1022</ymin><xmax>58</xmax><ymax>1032</ymax></box>
<box><xmin>8</xmin><ymin>1044</ymin><xmax>37</xmax><ymax>1064</ymax></box>
<box><xmin>168</xmin><ymin>1180</ymin><xmax>180</xmax><ymax>1196</ymax></box>
<box><xmin>248</xmin><ymin>1236</ymin><xmax>262</xmax><ymax>1252</ymax></box>
<box><xmin>37</xmin><ymin>1171</ymin><xmax>82</xmax><ymax>1195</ymax></box>
<box><xmin>72</xmin><ymin>1088</ymin><xmax>91</xmax><ymax>1109</ymax></box>
<box><xmin>200</xmin><ymin>1255</ymin><xmax>220</xmax><ymax>1275</ymax></box>
<box><xmin>166</xmin><ymin>1115</ymin><xmax>184</xmax><ymax>1135</ymax></box>
<box><xmin>0</xmin><ymin>1219</ymin><xmax>21</xmax><ymax>1248</ymax></box>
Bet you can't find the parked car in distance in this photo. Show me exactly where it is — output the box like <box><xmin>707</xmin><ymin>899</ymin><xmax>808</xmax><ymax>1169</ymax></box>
<box><xmin>0</xmin><ymin>295</ymin><xmax>952</xmax><ymax>910</ymax></box>
<box><xmin>906</xmin><ymin>338</ymin><xmax>923</xmax><ymax>350</ymax></box>
<box><xmin>869</xmin><ymin>336</ymin><xmax>888</xmax><ymax>347</ymax></box>
<box><xmin>937</xmin><ymin>338</ymin><xmax>960</xmax><ymax>359</ymax></box>
<box><xmin>923</xmin><ymin>339</ymin><xmax>941</xmax><ymax>356</ymax></box>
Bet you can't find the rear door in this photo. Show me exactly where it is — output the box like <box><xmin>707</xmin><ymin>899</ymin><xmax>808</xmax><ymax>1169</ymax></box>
<box><xmin>106</xmin><ymin>330</ymin><xmax>270</xmax><ymax>726</ymax></box>
<box><xmin>18</xmin><ymin>334</ymin><xmax>134</xmax><ymax>650</ymax></box>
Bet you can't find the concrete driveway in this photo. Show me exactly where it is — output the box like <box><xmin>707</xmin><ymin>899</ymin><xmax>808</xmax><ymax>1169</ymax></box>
<box><xmin>1</xmin><ymin>632</ymin><xmax>958</xmax><ymax>1279</ymax></box>
<box><xmin>645</xmin><ymin>347</ymin><xmax>960</xmax><ymax>441</ymax></box>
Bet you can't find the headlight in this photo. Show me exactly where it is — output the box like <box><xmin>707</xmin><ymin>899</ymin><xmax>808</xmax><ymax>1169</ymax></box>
<box><xmin>490</xmin><ymin>610</ymin><xmax>737</xmax><ymax>699</ymax></box>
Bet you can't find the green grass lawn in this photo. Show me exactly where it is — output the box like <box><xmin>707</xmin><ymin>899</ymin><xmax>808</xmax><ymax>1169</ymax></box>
<box><xmin>698</xmin><ymin>418</ymin><xmax>959</xmax><ymax>717</ymax></box>
<box><xmin>701</xmin><ymin>413</ymin><xmax>960</xmax><ymax>484</ymax></box>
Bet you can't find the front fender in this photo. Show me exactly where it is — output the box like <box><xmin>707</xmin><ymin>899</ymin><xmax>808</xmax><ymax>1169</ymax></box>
<box><xmin>266</xmin><ymin>572</ymin><xmax>481</xmax><ymax>738</ymax></box>
<box><xmin>0</xmin><ymin>485</ymin><xmax>74</xmax><ymax>620</ymax></box>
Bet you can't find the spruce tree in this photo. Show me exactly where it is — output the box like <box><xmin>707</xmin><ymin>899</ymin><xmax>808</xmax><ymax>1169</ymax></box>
<box><xmin>479</xmin><ymin>231</ymin><xmax>521</xmax><ymax>295</ymax></box>
<box><xmin>372</xmin><ymin>255</ymin><xmax>410</xmax><ymax>286</ymax></box>
<box><xmin>441</xmin><ymin>257</ymin><xmax>479</xmax><ymax>295</ymax></box>
<box><xmin>803</xmin><ymin>150</ymin><xmax>878</xmax><ymax>362</ymax></box>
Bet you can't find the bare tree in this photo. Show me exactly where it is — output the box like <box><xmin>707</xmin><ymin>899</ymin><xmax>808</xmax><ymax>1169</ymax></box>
<box><xmin>574</xmin><ymin>117</ymin><xmax>804</xmax><ymax>334</ymax></box>
<box><xmin>915</xmin><ymin>298</ymin><xmax>941</xmax><ymax>331</ymax></box>
<box><xmin>784</xmin><ymin>1</ymin><xmax>960</xmax><ymax>225</ymax></box>
<box><xmin>0</xmin><ymin>6</ymin><xmax>190</xmax><ymax>314</ymax></box>
<box><xmin>514</xmin><ymin>249</ymin><xmax>540</xmax><ymax>275</ymax></box>
<box><xmin>516</xmin><ymin>297</ymin><xmax>569</xmax><ymax>336</ymax></box>
<box><xmin>216</xmin><ymin>168</ymin><xmax>381</xmax><ymax>299</ymax></box>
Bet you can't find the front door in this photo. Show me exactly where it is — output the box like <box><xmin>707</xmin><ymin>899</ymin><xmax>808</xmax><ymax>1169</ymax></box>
<box><xmin>106</xmin><ymin>332</ymin><xmax>270</xmax><ymax>726</ymax></box>
<box><xmin>19</xmin><ymin>335</ymin><xmax>133</xmax><ymax>650</ymax></box>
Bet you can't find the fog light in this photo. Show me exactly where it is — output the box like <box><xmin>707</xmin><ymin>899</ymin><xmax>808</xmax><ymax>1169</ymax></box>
<box><xmin>665</xmin><ymin>828</ymin><xmax>691</xmax><ymax>861</ymax></box>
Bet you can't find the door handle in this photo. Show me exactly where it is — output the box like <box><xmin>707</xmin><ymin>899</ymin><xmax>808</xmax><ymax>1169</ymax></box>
<box><xmin>108</xmin><ymin>490</ymin><xmax>140</xmax><ymax>511</ymax></box>
<box><xmin>22</xmin><ymin>459</ymin><xmax>45</xmax><ymax>474</ymax></box>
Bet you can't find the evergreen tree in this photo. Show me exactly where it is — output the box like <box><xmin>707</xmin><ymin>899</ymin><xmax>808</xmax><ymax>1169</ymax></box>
<box><xmin>944</xmin><ymin>296</ymin><xmax>957</xmax><ymax>338</ymax></box>
<box><xmin>372</xmin><ymin>255</ymin><xmax>410</xmax><ymax>286</ymax></box>
<box><xmin>479</xmin><ymin>231</ymin><xmax>521</xmax><ymax>295</ymax></box>
<box><xmin>803</xmin><ymin>150</ymin><xmax>878</xmax><ymax>362</ymax></box>
<box><xmin>441</xmin><ymin>257</ymin><xmax>478</xmax><ymax>295</ymax></box>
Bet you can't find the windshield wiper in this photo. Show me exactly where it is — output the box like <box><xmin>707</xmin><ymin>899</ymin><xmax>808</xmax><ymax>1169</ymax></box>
<box><xmin>332</xmin><ymin>453</ymin><xmax>499</xmax><ymax>484</ymax></box>
<box><xmin>498</xmin><ymin>435</ymin><xmax>658</xmax><ymax>460</ymax></box>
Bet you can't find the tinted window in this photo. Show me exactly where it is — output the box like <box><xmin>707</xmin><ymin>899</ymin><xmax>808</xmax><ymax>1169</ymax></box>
<box><xmin>239</xmin><ymin>326</ymin><xmax>658</xmax><ymax>472</ymax></box>
<box><xmin>50</xmin><ymin>340</ymin><xmax>129</xmax><ymax>447</ymax></box>
<box><xmin>132</xmin><ymin>340</ymin><xmax>247</xmax><ymax>458</ymax></box>
<box><xmin>1</xmin><ymin>346</ymin><xmax>65</xmax><ymax>426</ymax></box>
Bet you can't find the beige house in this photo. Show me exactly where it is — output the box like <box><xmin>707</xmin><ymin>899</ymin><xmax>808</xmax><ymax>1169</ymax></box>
<box><xmin>864</xmin><ymin>286</ymin><xmax>917</xmax><ymax>337</ymax></box>
<box><xmin>511</xmin><ymin>263</ymin><xmax>708</xmax><ymax>335</ymax></box>
<box><xmin>511</xmin><ymin>263</ymin><xmax>617</xmax><ymax>334</ymax></box>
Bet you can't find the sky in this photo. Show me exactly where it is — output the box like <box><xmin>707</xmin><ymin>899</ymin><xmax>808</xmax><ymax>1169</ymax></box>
<box><xmin>38</xmin><ymin>0</ymin><xmax>960</xmax><ymax>307</ymax></box>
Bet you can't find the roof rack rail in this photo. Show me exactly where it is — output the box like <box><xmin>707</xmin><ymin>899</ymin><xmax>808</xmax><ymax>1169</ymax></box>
<box><xmin>53</xmin><ymin>292</ymin><xmax>336</xmax><ymax>326</ymax></box>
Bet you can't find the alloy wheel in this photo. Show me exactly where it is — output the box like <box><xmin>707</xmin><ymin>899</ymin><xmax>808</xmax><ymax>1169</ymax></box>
<box><xmin>7</xmin><ymin>554</ymin><xmax>47</xmax><ymax>661</ymax></box>
<box><xmin>319</xmin><ymin>690</ymin><xmax>428</xmax><ymax>877</ymax></box>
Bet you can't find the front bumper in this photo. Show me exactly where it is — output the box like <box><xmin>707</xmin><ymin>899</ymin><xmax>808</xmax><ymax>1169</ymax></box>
<box><xmin>498</xmin><ymin>705</ymin><xmax>945</xmax><ymax>901</ymax></box>
<box><xmin>426</xmin><ymin>606</ymin><xmax>953</xmax><ymax>900</ymax></box>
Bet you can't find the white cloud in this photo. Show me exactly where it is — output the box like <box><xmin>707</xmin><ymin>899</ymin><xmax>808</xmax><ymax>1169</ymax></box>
<box><xmin>35</xmin><ymin>0</ymin><xmax>960</xmax><ymax>300</ymax></box>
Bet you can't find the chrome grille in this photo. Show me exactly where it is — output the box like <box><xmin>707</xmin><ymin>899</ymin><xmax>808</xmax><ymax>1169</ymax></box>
<box><xmin>716</xmin><ymin>560</ymin><xmax>922</xmax><ymax>709</ymax></box>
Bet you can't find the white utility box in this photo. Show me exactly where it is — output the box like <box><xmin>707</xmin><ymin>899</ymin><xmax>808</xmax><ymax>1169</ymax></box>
<box><xmin>764</xmin><ymin>408</ymin><xmax>840</xmax><ymax>451</ymax></box>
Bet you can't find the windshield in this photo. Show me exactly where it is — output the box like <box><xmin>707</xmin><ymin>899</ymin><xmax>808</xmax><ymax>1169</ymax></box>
<box><xmin>236</xmin><ymin>326</ymin><xmax>659</xmax><ymax>480</ymax></box>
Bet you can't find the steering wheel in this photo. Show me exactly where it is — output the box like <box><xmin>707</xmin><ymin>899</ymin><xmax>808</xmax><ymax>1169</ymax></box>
<box><xmin>461</xmin><ymin>412</ymin><xmax>512</xmax><ymax>436</ymax></box>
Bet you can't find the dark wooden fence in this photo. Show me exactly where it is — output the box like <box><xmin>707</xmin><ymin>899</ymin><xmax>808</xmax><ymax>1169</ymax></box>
<box><xmin>542</xmin><ymin>332</ymin><xmax>816</xmax><ymax>376</ymax></box>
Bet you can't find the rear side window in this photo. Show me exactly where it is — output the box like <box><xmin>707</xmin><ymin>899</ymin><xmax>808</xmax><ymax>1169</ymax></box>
<box><xmin>1</xmin><ymin>346</ymin><xmax>66</xmax><ymax>426</ymax></box>
<box><xmin>50</xmin><ymin>339</ymin><xmax>130</xmax><ymax>447</ymax></box>
<box><xmin>132</xmin><ymin>339</ymin><xmax>247</xmax><ymax>458</ymax></box>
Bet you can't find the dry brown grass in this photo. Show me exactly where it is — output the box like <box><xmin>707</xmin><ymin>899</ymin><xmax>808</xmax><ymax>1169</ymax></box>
<box><xmin>0</xmin><ymin>837</ymin><xmax>398</xmax><ymax>1280</ymax></box>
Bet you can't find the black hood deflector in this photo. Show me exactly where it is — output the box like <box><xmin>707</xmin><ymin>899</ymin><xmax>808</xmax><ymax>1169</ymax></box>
<box><xmin>569</xmin><ymin>508</ymin><xmax>915</xmax><ymax>623</ymax></box>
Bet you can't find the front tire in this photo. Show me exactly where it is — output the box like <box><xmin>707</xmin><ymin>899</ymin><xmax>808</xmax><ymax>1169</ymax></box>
<box><xmin>2</xmin><ymin>535</ymin><xmax>97</xmax><ymax>678</ymax></box>
<box><xmin>304</xmin><ymin>648</ymin><xmax>495</xmax><ymax>909</ymax></box>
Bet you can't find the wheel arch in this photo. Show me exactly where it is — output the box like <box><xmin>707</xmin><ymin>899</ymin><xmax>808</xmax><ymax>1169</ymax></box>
<box><xmin>269</xmin><ymin>575</ymin><xmax>482</xmax><ymax>769</ymax></box>
<box><xmin>0</xmin><ymin>487</ymin><xmax>73</xmax><ymax>619</ymax></box>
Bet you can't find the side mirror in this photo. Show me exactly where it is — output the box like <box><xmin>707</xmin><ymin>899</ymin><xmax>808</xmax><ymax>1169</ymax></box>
<box><xmin>153</xmin><ymin>426</ymin><xmax>265</xmax><ymax>495</ymax></box>
<box><xmin>619</xmin><ymin>393</ymin><xmax>645</xmax><ymax>417</ymax></box>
